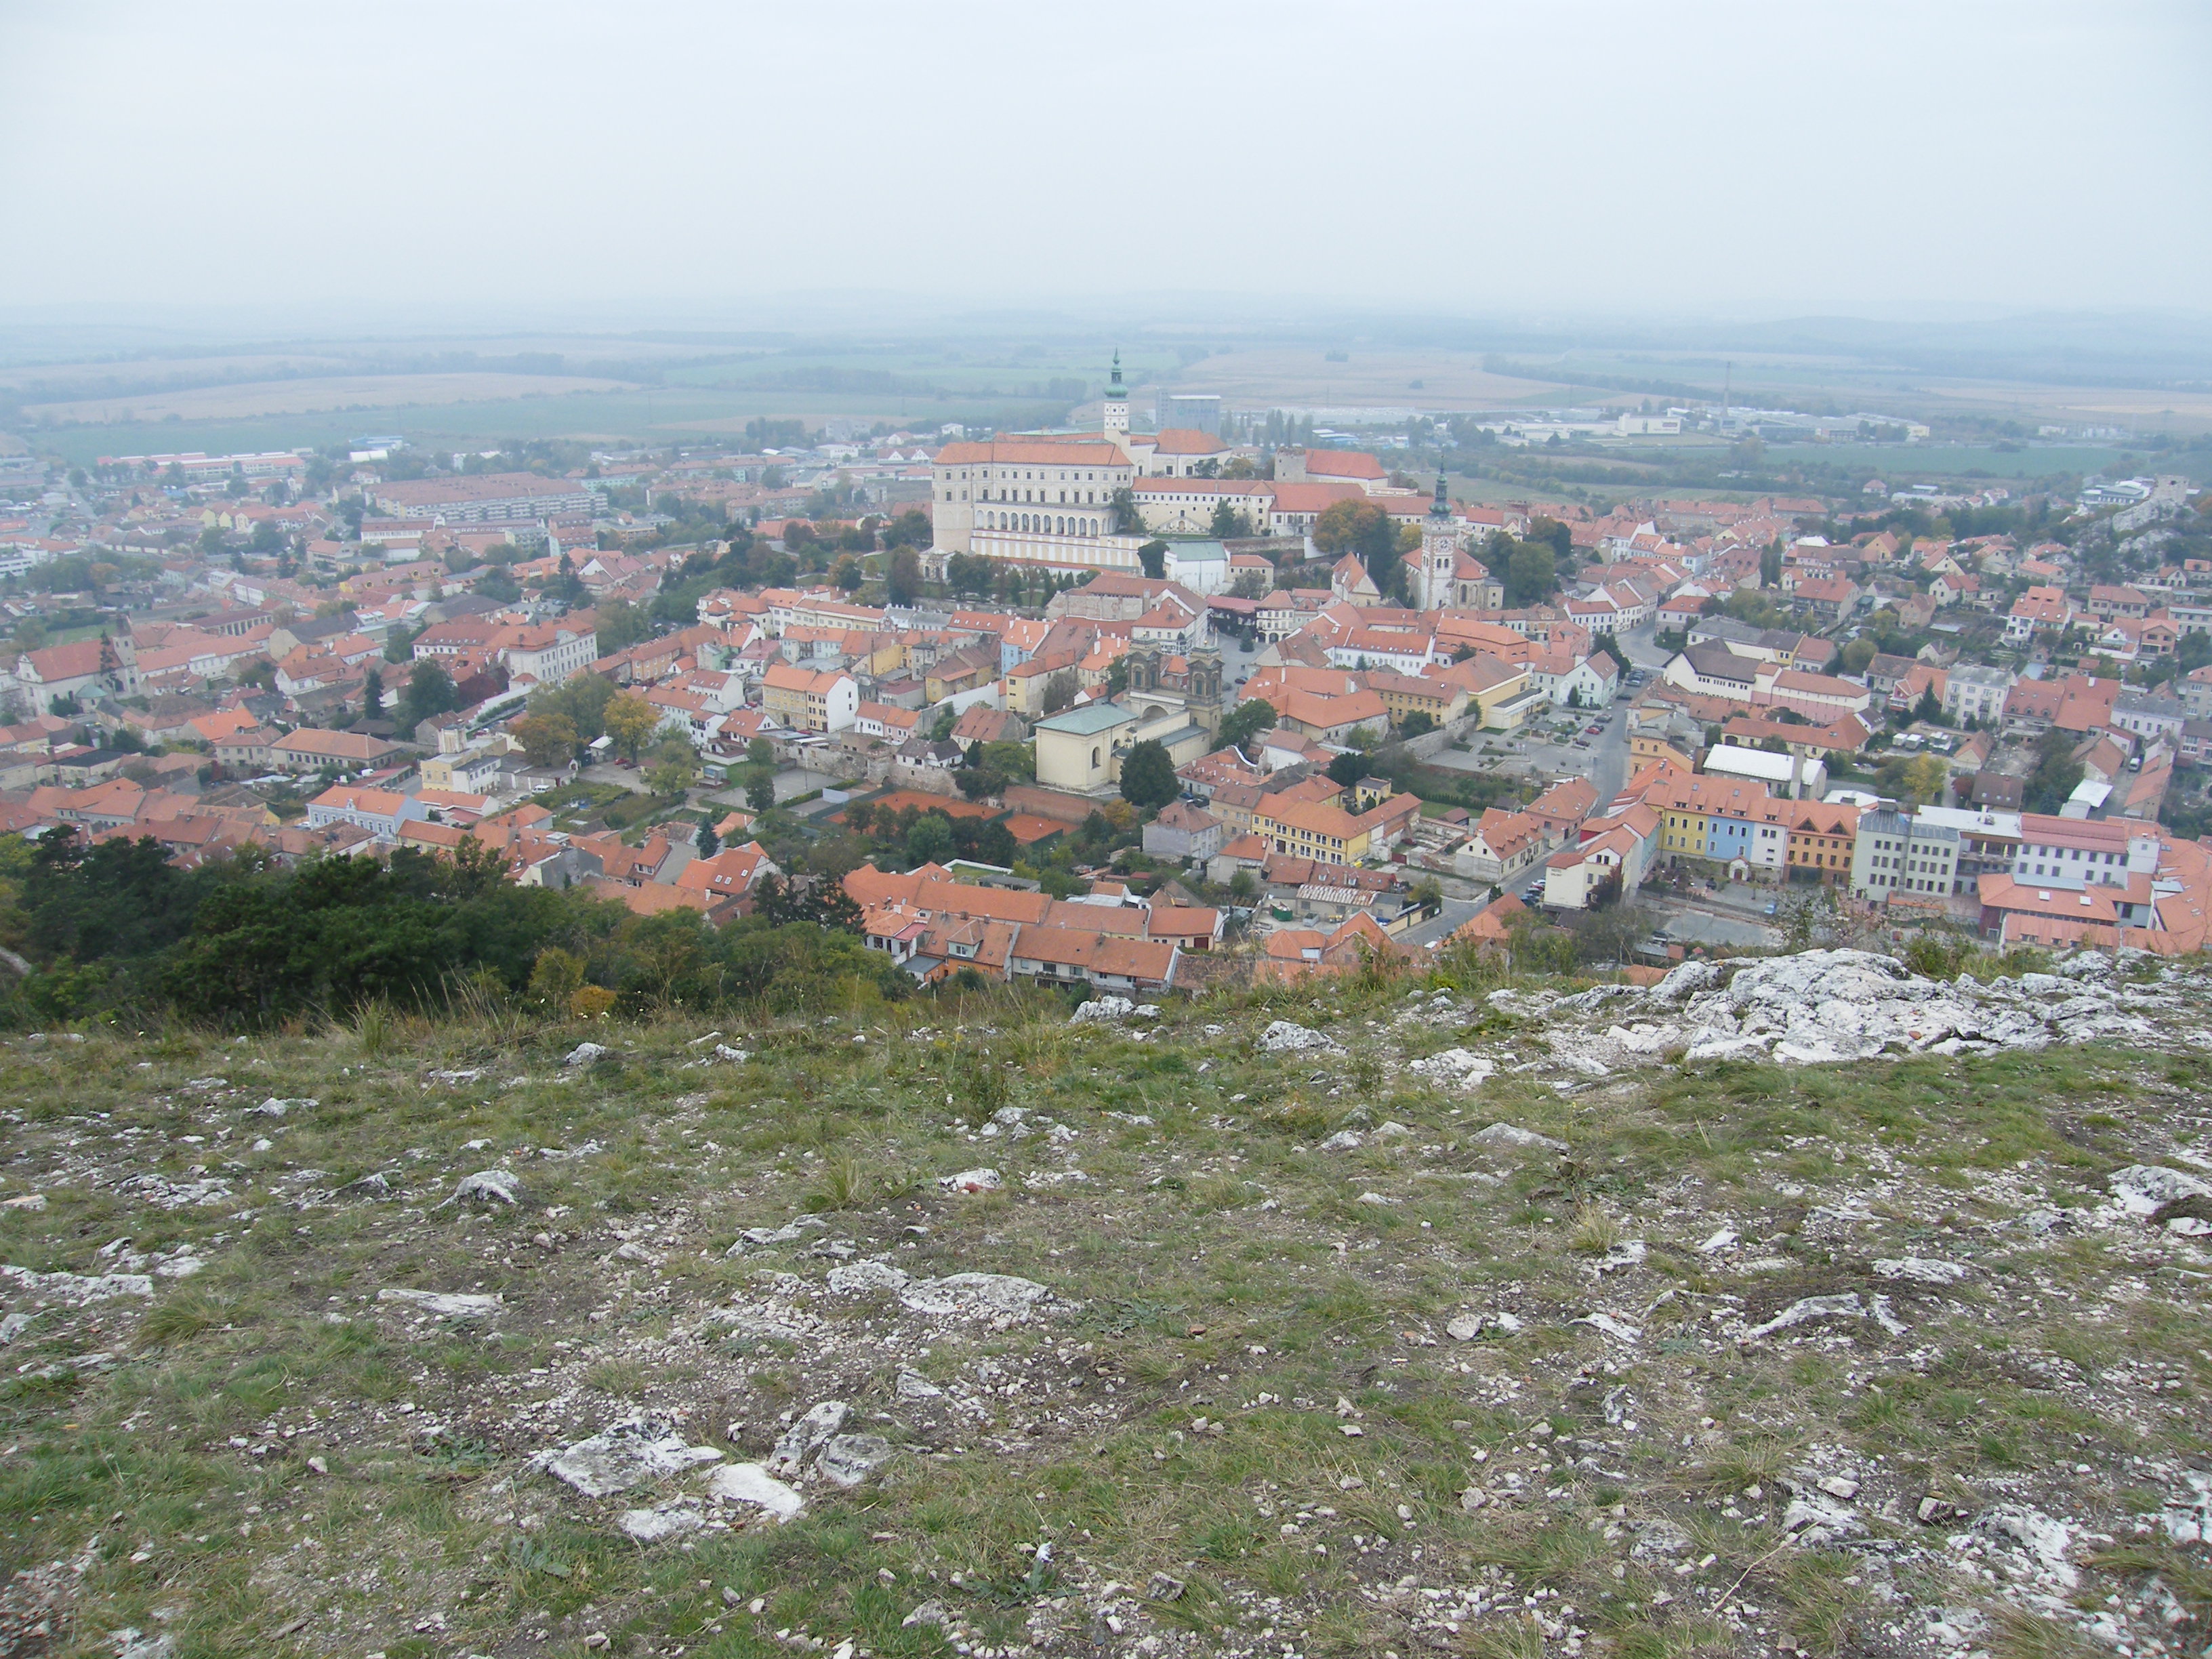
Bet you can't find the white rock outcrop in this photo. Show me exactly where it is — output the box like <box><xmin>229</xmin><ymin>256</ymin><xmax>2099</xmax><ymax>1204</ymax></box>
<box><xmin>1259</xmin><ymin>1021</ymin><xmax>1339</xmax><ymax>1054</ymax></box>
<box><xmin>543</xmin><ymin>1415</ymin><xmax>723</xmax><ymax>1498</ymax></box>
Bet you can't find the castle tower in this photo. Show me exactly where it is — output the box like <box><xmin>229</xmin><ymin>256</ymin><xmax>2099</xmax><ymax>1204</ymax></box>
<box><xmin>1420</xmin><ymin>468</ymin><xmax>1456</xmax><ymax>609</ymax></box>
<box><xmin>1102</xmin><ymin>349</ymin><xmax>1128</xmax><ymax>441</ymax></box>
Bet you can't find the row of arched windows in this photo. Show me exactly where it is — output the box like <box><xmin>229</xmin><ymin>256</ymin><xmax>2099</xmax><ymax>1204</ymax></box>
<box><xmin>984</xmin><ymin>511</ymin><xmax>1099</xmax><ymax>537</ymax></box>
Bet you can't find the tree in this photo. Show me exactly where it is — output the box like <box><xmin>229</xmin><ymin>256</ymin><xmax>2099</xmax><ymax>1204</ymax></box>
<box><xmin>1313</xmin><ymin>498</ymin><xmax>1383</xmax><ymax>556</ymax></box>
<box><xmin>1327</xmin><ymin>750</ymin><xmax>1367</xmax><ymax>788</ymax></box>
<box><xmin>1504</xmin><ymin>540</ymin><xmax>1559</xmax><ymax>608</ymax></box>
<box><xmin>906</xmin><ymin>812</ymin><xmax>954</xmax><ymax>866</ymax></box>
<box><xmin>1912</xmin><ymin>685</ymin><xmax>1944</xmax><ymax>726</ymax></box>
<box><xmin>2024</xmin><ymin>726</ymin><xmax>2085</xmax><ymax>814</ymax></box>
<box><xmin>512</xmin><ymin>712</ymin><xmax>578</xmax><ymax>769</ymax></box>
<box><xmin>1207</xmin><ymin>500</ymin><xmax>1252</xmax><ymax>539</ymax></box>
<box><xmin>601</xmin><ymin>692</ymin><xmax>659</xmax><ymax>762</ymax></box>
<box><xmin>886</xmin><ymin>547</ymin><xmax>922</xmax><ymax>606</ymax></box>
<box><xmin>1138</xmin><ymin>539</ymin><xmax>1168</xmax><ymax>580</ymax></box>
<box><xmin>832</xmin><ymin>554</ymin><xmax>863</xmax><ymax>592</ymax></box>
<box><xmin>1109</xmin><ymin>487</ymin><xmax>1144</xmax><ymax>535</ymax></box>
<box><xmin>1839</xmin><ymin>637</ymin><xmax>1877</xmax><ymax>674</ymax></box>
<box><xmin>946</xmin><ymin>553</ymin><xmax>996</xmax><ymax>596</ymax></box>
<box><xmin>647</xmin><ymin>756</ymin><xmax>695</xmax><ymax>798</ymax></box>
<box><xmin>596</xmin><ymin>598</ymin><xmax>652</xmax><ymax>658</ymax></box>
<box><xmin>745</xmin><ymin>769</ymin><xmax>776</xmax><ymax>813</ymax></box>
<box><xmin>400</xmin><ymin>661</ymin><xmax>458</xmax><ymax>731</ymax></box>
<box><xmin>1228</xmin><ymin>869</ymin><xmax>1256</xmax><ymax>901</ymax></box>
<box><xmin>1399</xmin><ymin>710</ymin><xmax>1436</xmax><ymax>738</ymax></box>
<box><xmin>1760</xmin><ymin>539</ymin><xmax>1784</xmax><ymax>590</ymax></box>
<box><xmin>1118</xmin><ymin>739</ymin><xmax>1179</xmax><ymax>810</ymax></box>
<box><xmin>362</xmin><ymin>668</ymin><xmax>384</xmax><ymax>721</ymax></box>
<box><xmin>695</xmin><ymin>819</ymin><xmax>720</xmax><ymax>859</ymax></box>
<box><xmin>1221</xmin><ymin>697</ymin><xmax>1276</xmax><ymax>754</ymax></box>
<box><xmin>1876</xmin><ymin>751</ymin><xmax>1950</xmax><ymax>807</ymax></box>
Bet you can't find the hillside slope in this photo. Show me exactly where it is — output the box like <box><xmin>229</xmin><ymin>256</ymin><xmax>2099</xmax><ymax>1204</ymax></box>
<box><xmin>0</xmin><ymin>950</ymin><xmax>2208</xmax><ymax>1659</ymax></box>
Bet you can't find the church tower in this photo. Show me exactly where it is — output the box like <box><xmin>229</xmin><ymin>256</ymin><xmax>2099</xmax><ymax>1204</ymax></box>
<box><xmin>1420</xmin><ymin>468</ymin><xmax>1456</xmax><ymax>610</ymax></box>
<box><xmin>1102</xmin><ymin>349</ymin><xmax>1128</xmax><ymax>442</ymax></box>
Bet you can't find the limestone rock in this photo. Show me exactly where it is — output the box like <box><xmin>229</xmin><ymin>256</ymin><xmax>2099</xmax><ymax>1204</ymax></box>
<box><xmin>544</xmin><ymin>1415</ymin><xmax>723</xmax><ymax>1498</ymax></box>
<box><xmin>937</xmin><ymin>1168</ymin><xmax>1001</xmax><ymax>1194</ymax></box>
<box><xmin>617</xmin><ymin>1499</ymin><xmax>705</xmax><ymax>1542</ymax></box>
<box><xmin>898</xmin><ymin>1271</ymin><xmax>1054</xmax><ymax>1321</ymax></box>
<box><xmin>443</xmin><ymin>1169</ymin><xmax>522</xmax><ymax>1208</ymax></box>
<box><xmin>1472</xmin><ymin>1122</ymin><xmax>1567</xmax><ymax>1153</ymax></box>
<box><xmin>1408</xmin><ymin>1048</ymin><xmax>1495</xmax><ymax>1087</ymax></box>
<box><xmin>2110</xmin><ymin>1164</ymin><xmax>2212</xmax><ymax>1215</ymax></box>
<box><xmin>1871</xmin><ymin>1256</ymin><xmax>1971</xmax><ymax>1285</ymax></box>
<box><xmin>706</xmin><ymin>1461</ymin><xmax>804</xmax><ymax>1521</ymax></box>
<box><xmin>1259</xmin><ymin>1021</ymin><xmax>1338</xmax><ymax>1054</ymax></box>
<box><xmin>769</xmin><ymin>1400</ymin><xmax>851</xmax><ymax>1477</ymax></box>
<box><xmin>814</xmin><ymin>1433</ymin><xmax>896</xmax><ymax>1488</ymax></box>
<box><xmin>377</xmin><ymin>1288</ymin><xmax>504</xmax><ymax>1319</ymax></box>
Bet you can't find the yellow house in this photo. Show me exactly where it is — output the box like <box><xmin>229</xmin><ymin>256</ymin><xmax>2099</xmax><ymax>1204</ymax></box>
<box><xmin>1631</xmin><ymin>731</ymin><xmax>1696</xmax><ymax>770</ymax></box>
<box><xmin>1365</xmin><ymin>672</ymin><xmax>1468</xmax><ymax>727</ymax></box>
<box><xmin>1033</xmin><ymin>701</ymin><xmax>1212</xmax><ymax>796</ymax></box>
<box><xmin>1033</xmin><ymin>702</ymin><xmax>1138</xmax><ymax>794</ymax></box>
<box><xmin>1443</xmin><ymin>655</ymin><xmax>1544</xmax><ymax>729</ymax></box>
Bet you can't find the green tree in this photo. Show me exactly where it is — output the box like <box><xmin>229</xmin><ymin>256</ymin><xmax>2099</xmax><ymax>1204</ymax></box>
<box><xmin>362</xmin><ymin>667</ymin><xmax>384</xmax><ymax>721</ymax></box>
<box><xmin>601</xmin><ymin>691</ymin><xmax>659</xmax><ymax>762</ymax></box>
<box><xmin>905</xmin><ymin>812</ymin><xmax>954</xmax><ymax>866</ymax></box>
<box><xmin>1312</xmin><ymin>498</ymin><xmax>1381</xmax><ymax>556</ymax></box>
<box><xmin>886</xmin><ymin>547</ymin><xmax>922</xmax><ymax>606</ymax></box>
<box><xmin>946</xmin><ymin>553</ymin><xmax>996</xmax><ymax>596</ymax></box>
<box><xmin>512</xmin><ymin>712</ymin><xmax>578</xmax><ymax>769</ymax></box>
<box><xmin>1118</xmin><ymin>739</ymin><xmax>1179</xmax><ymax>809</ymax></box>
<box><xmin>1327</xmin><ymin>750</ymin><xmax>1367</xmax><ymax>787</ymax></box>
<box><xmin>1220</xmin><ymin>698</ymin><xmax>1276</xmax><ymax>754</ymax></box>
<box><xmin>1207</xmin><ymin>501</ymin><xmax>1252</xmax><ymax>539</ymax></box>
<box><xmin>596</xmin><ymin>598</ymin><xmax>652</xmax><ymax>658</ymax></box>
<box><xmin>1760</xmin><ymin>539</ymin><xmax>1784</xmax><ymax>589</ymax></box>
<box><xmin>1504</xmin><ymin>540</ymin><xmax>1558</xmax><ymax>608</ymax></box>
<box><xmin>400</xmin><ymin>661</ymin><xmax>458</xmax><ymax>731</ymax></box>
<box><xmin>1399</xmin><ymin>710</ymin><xmax>1435</xmax><ymax>738</ymax></box>
<box><xmin>2024</xmin><ymin>727</ymin><xmax>2085</xmax><ymax>814</ymax></box>
<box><xmin>695</xmin><ymin>819</ymin><xmax>720</xmax><ymax>858</ymax></box>
<box><xmin>1138</xmin><ymin>539</ymin><xmax>1168</xmax><ymax>580</ymax></box>
<box><xmin>745</xmin><ymin>769</ymin><xmax>776</xmax><ymax>813</ymax></box>
<box><xmin>646</xmin><ymin>756</ymin><xmax>695</xmax><ymax>797</ymax></box>
<box><xmin>1109</xmin><ymin>487</ymin><xmax>1144</xmax><ymax>535</ymax></box>
<box><xmin>1839</xmin><ymin>637</ymin><xmax>1877</xmax><ymax>674</ymax></box>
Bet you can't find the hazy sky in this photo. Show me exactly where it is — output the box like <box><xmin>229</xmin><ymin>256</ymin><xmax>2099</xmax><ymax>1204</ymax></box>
<box><xmin>3</xmin><ymin>0</ymin><xmax>2208</xmax><ymax>325</ymax></box>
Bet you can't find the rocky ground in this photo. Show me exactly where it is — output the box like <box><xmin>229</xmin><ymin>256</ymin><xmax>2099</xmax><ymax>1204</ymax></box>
<box><xmin>0</xmin><ymin>950</ymin><xmax>2208</xmax><ymax>1659</ymax></box>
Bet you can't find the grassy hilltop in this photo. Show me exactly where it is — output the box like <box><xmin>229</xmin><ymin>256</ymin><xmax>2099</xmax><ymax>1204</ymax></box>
<box><xmin>0</xmin><ymin>960</ymin><xmax>2207</xmax><ymax>1659</ymax></box>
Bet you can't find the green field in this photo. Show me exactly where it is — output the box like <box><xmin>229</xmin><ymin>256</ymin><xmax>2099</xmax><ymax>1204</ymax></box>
<box><xmin>21</xmin><ymin>382</ymin><xmax>1094</xmax><ymax>466</ymax></box>
<box><xmin>1761</xmin><ymin>441</ymin><xmax>2136</xmax><ymax>480</ymax></box>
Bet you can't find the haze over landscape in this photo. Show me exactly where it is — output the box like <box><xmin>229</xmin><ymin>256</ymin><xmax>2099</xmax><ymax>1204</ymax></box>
<box><xmin>4</xmin><ymin>9</ymin><xmax>2212</xmax><ymax>1659</ymax></box>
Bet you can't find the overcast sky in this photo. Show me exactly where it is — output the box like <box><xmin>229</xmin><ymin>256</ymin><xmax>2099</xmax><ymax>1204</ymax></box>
<box><xmin>2</xmin><ymin>0</ymin><xmax>2207</xmax><ymax>327</ymax></box>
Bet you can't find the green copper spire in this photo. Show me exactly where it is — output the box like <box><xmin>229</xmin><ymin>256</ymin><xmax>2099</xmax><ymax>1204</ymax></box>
<box><xmin>1109</xmin><ymin>350</ymin><xmax>1123</xmax><ymax>392</ymax></box>
<box><xmin>1431</xmin><ymin>468</ymin><xmax>1450</xmax><ymax>518</ymax></box>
